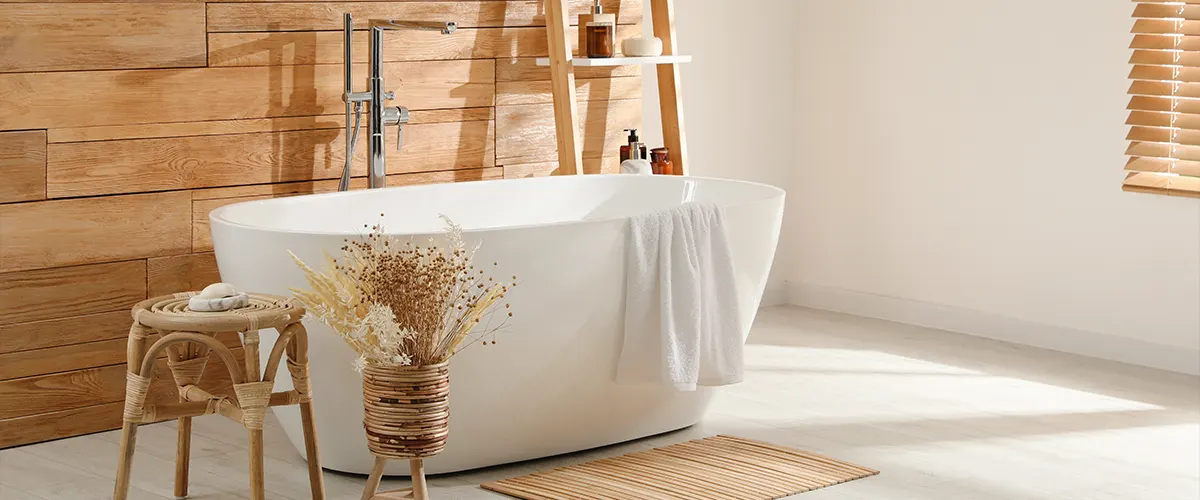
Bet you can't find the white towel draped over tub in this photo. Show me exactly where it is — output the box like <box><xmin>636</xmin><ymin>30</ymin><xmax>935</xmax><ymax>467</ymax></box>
<box><xmin>617</xmin><ymin>202</ymin><xmax>745</xmax><ymax>391</ymax></box>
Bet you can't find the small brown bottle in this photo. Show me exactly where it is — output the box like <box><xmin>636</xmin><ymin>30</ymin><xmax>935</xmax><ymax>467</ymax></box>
<box><xmin>585</xmin><ymin>0</ymin><xmax>616</xmax><ymax>58</ymax></box>
<box><xmin>651</xmin><ymin>147</ymin><xmax>673</xmax><ymax>175</ymax></box>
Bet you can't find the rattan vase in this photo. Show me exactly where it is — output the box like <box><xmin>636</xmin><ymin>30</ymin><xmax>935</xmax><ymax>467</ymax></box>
<box><xmin>360</xmin><ymin>362</ymin><xmax>450</xmax><ymax>500</ymax></box>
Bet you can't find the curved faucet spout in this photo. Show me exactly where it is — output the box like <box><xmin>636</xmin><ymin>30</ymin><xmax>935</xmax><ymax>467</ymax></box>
<box><xmin>369</xmin><ymin>19</ymin><xmax>457</xmax><ymax>35</ymax></box>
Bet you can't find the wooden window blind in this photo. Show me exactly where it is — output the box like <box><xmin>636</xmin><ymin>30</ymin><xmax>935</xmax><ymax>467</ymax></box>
<box><xmin>1125</xmin><ymin>1</ymin><xmax>1200</xmax><ymax>197</ymax></box>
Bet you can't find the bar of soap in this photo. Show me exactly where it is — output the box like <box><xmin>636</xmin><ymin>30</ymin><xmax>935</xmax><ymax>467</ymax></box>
<box><xmin>622</xmin><ymin>37</ymin><xmax>663</xmax><ymax>57</ymax></box>
<box><xmin>199</xmin><ymin>282</ymin><xmax>237</xmax><ymax>298</ymax></box>
<box><xmin>189</xmin><ymin>282</ymin><xmax>249</xmax><ymax>311</ymax></box>
<box><xmin>189</xmin><ymin>293</ymin><xmax>250</xmax><ymax>312</ymax></box>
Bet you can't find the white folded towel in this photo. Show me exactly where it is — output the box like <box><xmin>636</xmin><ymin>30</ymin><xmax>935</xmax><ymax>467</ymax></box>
<box><xmin>617</xmin><ymin>202</ymin><xmax>745</xmax><ymax>391</ymax></box>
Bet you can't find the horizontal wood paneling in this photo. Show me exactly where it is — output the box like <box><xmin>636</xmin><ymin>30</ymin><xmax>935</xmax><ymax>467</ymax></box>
<box><xmin>496</xmin><ymin>98</ymin><xmax>641</xmax><ymax>165</ymax></box>
<box><xmin>0</xmin><ymin>311</ymin><xmax>131</xmax><ymax>355</ymax></box>
<box><xmin>503</xmin><ymin>158</ymin><xmax>620</xmax><ymax>178</ymax></box>
<box><xmin>0</xmin><ymin>363</ymin><xmax>129</xmax><ymax>420</ymax></box>
<box><xmin>192</xmin><ymin>167</ymin><xmax>503</xmax><ymax>251</ymax></box>
<box><xmin>0</xmin><ymin>192</ymin><xmax>191</xmax><ymax>272</ymax></box>
<box><xmin>497</xmin><ymin>57</ymin><xmax>641</xmax><ymax>82</ymax></box>
<box><xmin>50</xmin><ymin>129</ymin><xmax>345</xmax><ymax>198</ymax></box>
<box><xmin>192</xmin><ymin>166</ymin><xmax>503</xmax><ymax>201</ymax></box>
<box><xmin>0</xmin><ymin>4</ymin><xmax>206</xmax><ymax>73</ymax></box>
<box><xmin>46</xmin><ymin>108</ymin><xmax>492</xmax><ymax>144</ymax></box>
<box><xmin>147</xmin><ymin>253</ymin><xmax>221</xmax><ymax>297</ymax></box>
<box><xmin>0</xmin><ymin>401</ymin><xmax>124</xmax><ymax>449</ymax></box>
<box><xmin>0</xmin><ymin>261</ymin><xmax>146</xmax><ymax>326</ymax></box>
<box><xmin>0</xmin><ymin>60</ymin><xmax>495</xmax><ymax>131</ymax></box>
<box><xmin>497</xmin><ymin>76</ymin><xmax>643</xmax><ymax>105</ymax></box>
<box><xmin>206</xmin><ymin>0</ymin><xmax>640</xmax><ymax>32</ymax></box>
<box><xmin>0</xmin><ymin>130</ymin><xmax>46</xmax><ymax>204</ymax></box>
<box><xmin>48</xmin><ymin>120</ymin><xmax>494</xmax><ymax>198</ymax></box>
<box><xmin>208</xmin><ymin>25</ymin><xmax>640</xmax><ymax>67</ymax></box>
<box><xmin>394</xmin><ymin>119</ymin><xmax>497</xmax><ymax>171</ymax></box>
<box><xmin>49</xmin><ymin>116</ymin><xmax>343</xmax><ymax>144</ymax></box>
<box><xmin>0</xmin><ymin>343</ymin><xmax>240</xmax><ymax>448</ymax></box>
<box><xmin>0</xmin><ymin>332</ymin><xmax>242</xmax><ymax>381</ymax></box>
<box><xmin>0</xmin><ymin>347</ymin><xmax>243</xmax><ymax>420</ymax></box>
<box><xmin>0</xmin><ymin>339</ymin><xmax>129</xmax><ymax>381</ymax></box>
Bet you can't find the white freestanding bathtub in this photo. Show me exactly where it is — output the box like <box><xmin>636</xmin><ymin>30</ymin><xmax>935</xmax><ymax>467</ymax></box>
<box><xmin>210</xmin><ymin>174</ymin><xmax>784</xmax><ymax>475</ymax></box>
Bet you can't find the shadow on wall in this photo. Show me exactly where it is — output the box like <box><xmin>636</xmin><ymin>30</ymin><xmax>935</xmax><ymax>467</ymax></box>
<box><xmin>113</xmin><ymin>5</ymin><xmax>638</xmax><ymax>189</ymax></box>
<box><xmin>199</xmin><ymin>20</ymin><xmax>496</xmax><ymax>190</ymax></box>
<box><xmin>195</xmin><ymin>27</ymin><xmax>338</xmax><ymax>187</ymax></box>
<box><xmin>265</xmin><ymin>28</ymin><xmax>338</xmax><ymax>186</ymax></box>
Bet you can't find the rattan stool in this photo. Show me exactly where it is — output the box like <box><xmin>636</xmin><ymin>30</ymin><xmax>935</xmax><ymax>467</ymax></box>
<box><xmin>112</xmin><ymin>292</ymin><xmax>326</xmax><ymax>500</ymax></box>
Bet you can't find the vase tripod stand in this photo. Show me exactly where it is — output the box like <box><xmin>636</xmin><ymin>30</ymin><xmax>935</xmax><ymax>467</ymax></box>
<box><xmin>359</xmin><ymin>362</ymin><xmax>451</xmax><ymax>500</ymax></box>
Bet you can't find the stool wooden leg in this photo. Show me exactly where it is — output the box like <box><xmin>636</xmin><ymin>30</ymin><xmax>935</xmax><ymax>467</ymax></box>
<box><xmin>174</xmin><ymin>416</ymin><xmax>192</xmax><ymax>499</ymax></box>
<box><xmin>286</xmin><ymin>322</ymin><xmax>327</xmax><ymax>500</ymax></box>
<box><xmin>299</xmin><ymin>401</ymin><xmax>326</xmax><ymax>499</ymax></box>
<box><xmin>248</xmin><ymin>428</ymin><xmax>265</xmax><ymax>500</ymax></box>
<box><xmin>113</xmin><ymin>422</ymin><xmax>139</xmax><ymax>500</ymax></box>
<box><xmin>410</xmin><ymin>459</ymin><xmax>429</xmax><ymax>500</ymax></box>
<box><xmin>360</xmin><ymin>457</ymin><xmax>387</xmax><ymax>500</ymax></box>
<box><xmin>116</xmin><ymin>324</ymin><xmax>152</xmax><ymax>500</ymax></box>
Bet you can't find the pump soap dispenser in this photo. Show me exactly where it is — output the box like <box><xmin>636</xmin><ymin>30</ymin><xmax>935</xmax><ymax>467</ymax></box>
<box><xmin>585</xmin><ymin>0</ymin><xmax>616</xmax><ymax>58</ymax></box>
<box><xmin>620</xmin><ymin>132</ymin><xmax>653</xmax><ymax>175</ymax></box>
<box><xmin>620</xmin><ymin>129</ymin><xmax>648</xmax><ymax>163</ymax></box>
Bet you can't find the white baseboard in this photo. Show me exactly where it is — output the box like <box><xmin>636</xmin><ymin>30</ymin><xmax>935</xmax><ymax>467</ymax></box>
<box><xmin>759</xmin><ymin>279</ymin><xmax>790</xmax><ymax>308</ymax></box>
<box><xmin>787</xmin><ymin>282</ymin><xmax>1200</xmax><ymax>376</ymax></box>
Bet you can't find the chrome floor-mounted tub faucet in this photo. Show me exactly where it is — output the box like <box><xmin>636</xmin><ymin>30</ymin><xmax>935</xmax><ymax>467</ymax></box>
<box><xmin>339</xmin><ymin>13</ymin><xmax>458</xmax><ymax>191</ymax></box>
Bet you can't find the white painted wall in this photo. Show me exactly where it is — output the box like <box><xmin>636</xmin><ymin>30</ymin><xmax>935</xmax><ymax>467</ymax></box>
<box><xmin>787</xmin><ymin>0</ymin><xmax>1200</xmax><ymax>373</ymax></box>
<box><xmin>641</xmin><ymin>0</ymin><xmax>799</xmax><ymax>304</ymax></box>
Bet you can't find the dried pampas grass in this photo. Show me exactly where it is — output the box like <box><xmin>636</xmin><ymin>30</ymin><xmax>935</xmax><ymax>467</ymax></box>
<box><xmin>290</xmin><ymin>215</ymin><xmax>515</xmax><ymax>370</ymax></box>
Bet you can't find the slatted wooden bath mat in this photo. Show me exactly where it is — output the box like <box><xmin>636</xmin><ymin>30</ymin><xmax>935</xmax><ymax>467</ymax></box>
<box><xmin>481</xmin><ymin>435</ymin><xmax>878</xmax><ymax>499</ymax></box>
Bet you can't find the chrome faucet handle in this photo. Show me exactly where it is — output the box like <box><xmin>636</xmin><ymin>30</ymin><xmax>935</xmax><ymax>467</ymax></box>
<box><xmin>382</xmin><ymin>106</ymin><xmax>409</xmax><ymax>126</ymax></box>
<box><xmin>383</xmin><ymin>91</ymin><xmax>395</xmax><ymax>101</ymax></box>
<box><xmin>383</xmin><ymin>106</ymin><xmax>411</xmax><ymax>151</ymax></box>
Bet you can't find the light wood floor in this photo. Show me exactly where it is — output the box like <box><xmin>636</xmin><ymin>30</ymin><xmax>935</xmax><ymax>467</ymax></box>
<box><xmin>2</xmin><ymin>306</ymin><xmax>1197</xmax><ymax>499</ymax></box>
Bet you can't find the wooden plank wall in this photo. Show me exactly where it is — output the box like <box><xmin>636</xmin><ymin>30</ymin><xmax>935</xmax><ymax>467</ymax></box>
<box><xmin>0</xmin><ymin>0</ymin><xmax>643</xmax><ymax>448</ymax></box>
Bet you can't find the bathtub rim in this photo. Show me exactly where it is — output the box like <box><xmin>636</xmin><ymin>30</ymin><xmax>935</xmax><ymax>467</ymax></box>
<box><xmin>209</xmin><ymin>174</ymin><xmax>786</xmax><ymax>238</ymax></box>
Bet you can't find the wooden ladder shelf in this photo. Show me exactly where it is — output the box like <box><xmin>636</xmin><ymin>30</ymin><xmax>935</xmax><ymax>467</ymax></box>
<box><xmin>542</xmin><ymin>0</ymin><xmax>689</xmax><ymax>176</ymax></box>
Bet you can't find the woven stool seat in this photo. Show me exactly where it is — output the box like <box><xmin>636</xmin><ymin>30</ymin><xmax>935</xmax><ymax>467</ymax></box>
<box><xmin>113</xmin><ymin>292</ymin><xmax>325</xmax><ymax>500</ymax></box>
<box><xmin>131</xmin><ymin>293</ymin><xmax>304</xmax><ymax>333</ymax></box>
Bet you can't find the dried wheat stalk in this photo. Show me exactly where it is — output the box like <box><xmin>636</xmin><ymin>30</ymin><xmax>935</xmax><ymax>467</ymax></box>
<box><xmin>290</xmin><ymin>216</ymin><xmax>515</xmax><ymax>370</ymax></box>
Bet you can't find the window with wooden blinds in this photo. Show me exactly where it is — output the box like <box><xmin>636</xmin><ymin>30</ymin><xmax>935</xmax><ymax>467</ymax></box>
<box><xmin>1126</xmin><ymin>1</ymin><xmax>1200</xmax><ymax>197</ymax></box>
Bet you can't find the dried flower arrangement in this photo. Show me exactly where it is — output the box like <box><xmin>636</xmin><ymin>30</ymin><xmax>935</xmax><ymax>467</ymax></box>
<box><xmin>290</xmin><ymin>215</ymin><xmax>515</xmax><ymax>371</ymax></box>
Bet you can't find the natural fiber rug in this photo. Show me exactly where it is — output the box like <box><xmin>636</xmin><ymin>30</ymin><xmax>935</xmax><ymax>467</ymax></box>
<box><xmin>481</xmin><ymin>435</ymin><xmax>878</xmax><ymax>499</ymax></box>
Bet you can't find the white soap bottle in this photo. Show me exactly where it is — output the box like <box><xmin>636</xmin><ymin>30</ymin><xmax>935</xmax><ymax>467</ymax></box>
<box><xmin>620</xmin><ymin>155</ymin><xmax>653</xmax><ymax>175</ymax></box>
<box><xmin>620</xmin><ymin>131</ymin><xmax>653</xmax><ymax>175</ymax></box>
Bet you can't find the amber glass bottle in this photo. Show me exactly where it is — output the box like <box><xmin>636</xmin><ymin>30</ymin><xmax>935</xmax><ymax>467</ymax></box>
<box><xmin>587</xmin><ymin>18</ymin><xmax>616</xmax><ymax>58</ymax></box>
<box><xmin>651</xmin><ymin>148</ymin><xmax>673</xmax><ymax>175</ymax></box>
<box><xmin>585</xmin><ymin>0</ymin><xmax>616</xmax><ymax>59</ymax></box>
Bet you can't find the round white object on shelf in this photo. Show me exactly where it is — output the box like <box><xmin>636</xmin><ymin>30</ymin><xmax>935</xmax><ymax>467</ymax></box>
<box><xmin>622</xmin><ymin>37</ymin><xmax>663</xmax><ymax>57</ymax></box>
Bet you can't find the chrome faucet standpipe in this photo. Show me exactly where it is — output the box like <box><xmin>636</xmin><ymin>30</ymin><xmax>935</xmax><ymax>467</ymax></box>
<box><xmin>340</xmin><ymin>14</ymin><xmax>457</xmax><ymax>191</ymax></box>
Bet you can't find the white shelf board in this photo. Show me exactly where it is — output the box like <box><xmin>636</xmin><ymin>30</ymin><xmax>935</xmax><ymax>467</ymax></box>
<box><xmin>534</xmin><ymin>55</ymin><xmax>693</xmax><ymax>67</ymax></box>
